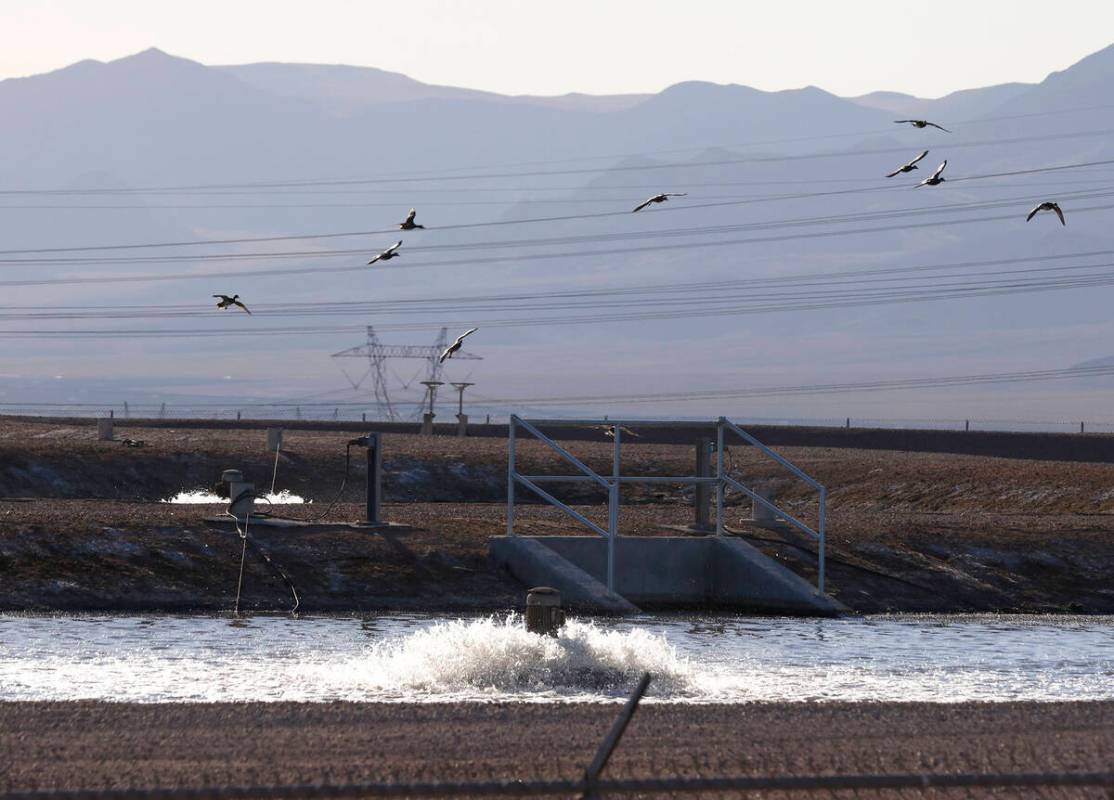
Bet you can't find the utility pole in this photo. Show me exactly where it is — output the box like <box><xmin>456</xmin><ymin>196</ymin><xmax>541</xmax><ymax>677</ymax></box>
<box><xmin>450</xmin><ymin>382</ymin><xmax>475</xmax><ymax>437</ymax></box>
<box><xmin>419</xmin><ymin>380</ymin><xmax>443</xmax><ymax>435</ymax></box>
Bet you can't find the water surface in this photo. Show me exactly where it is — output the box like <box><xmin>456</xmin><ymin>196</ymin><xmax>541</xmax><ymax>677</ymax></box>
<box><xmin>1</xmin><ymin>613</ymin><xmax>1111</xmax><ymax>704</ymax></box>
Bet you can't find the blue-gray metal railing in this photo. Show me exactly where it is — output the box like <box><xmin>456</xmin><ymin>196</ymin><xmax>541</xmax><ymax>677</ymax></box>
<box><xmin>717</xmin><ymin>417</ymin><xmax>826</xmax><ymax>594</ymax></box>
<box><xmin>507</xmin><ymin>416</ymin><xmax>829</xmax><ymax>597</ymax></box>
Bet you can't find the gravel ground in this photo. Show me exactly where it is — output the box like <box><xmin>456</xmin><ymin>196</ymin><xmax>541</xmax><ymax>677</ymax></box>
<box><xmin>2</xmin><ymin>701</ymin><xmax>1113</xmax><ymax>797</ymax></box>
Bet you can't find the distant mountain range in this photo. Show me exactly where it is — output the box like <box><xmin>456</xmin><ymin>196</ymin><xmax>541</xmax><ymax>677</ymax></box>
<box><xmin>2</xmin><ymin>44</ymin><xmax>1114</xmax><ymax>419</ymax></box>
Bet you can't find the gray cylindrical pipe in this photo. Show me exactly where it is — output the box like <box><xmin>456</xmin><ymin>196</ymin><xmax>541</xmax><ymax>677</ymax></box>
<box><xmin>525</xmin><ymin>587</ymin><xmax>564</xmax><ymax>637</ymax></box>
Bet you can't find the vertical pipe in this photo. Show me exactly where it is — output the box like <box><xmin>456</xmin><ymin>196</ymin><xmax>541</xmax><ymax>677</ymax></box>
<box><xmin>506</xmin><ymin>416</ymin><xmax>517</xmax><ymax>536</ymax></box>
<box><xmin>608</xmin><ymin>425</ymin><xmax>620</xmax><ymax>593</ymax></box>
<box><xmin>715</xmin><ymin>419</ymin><xmax>725</xmax><ymax>536</ymax></box>
<box><xmin>367</xmin><ymin>432</ymin><xmax>381</xmax><ymax>525</ymax></box>
<box><xmin>818</xmin><ymin>486</ymin><xmax>827</xmax><ymax>595</ymax></box>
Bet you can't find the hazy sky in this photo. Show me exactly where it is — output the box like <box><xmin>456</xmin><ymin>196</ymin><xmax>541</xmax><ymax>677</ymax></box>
<box><xmin>3</xmin><ymin>0</ymin><xmax>1113</xmax><ymax>98</ymax></box>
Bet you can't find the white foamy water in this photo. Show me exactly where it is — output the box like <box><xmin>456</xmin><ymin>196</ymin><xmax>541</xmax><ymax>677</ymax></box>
<box><xmin>1</xmin><ymin>613</ymin><xmax>1113</xmax><ymax>703</ymax></box>
<box><xmin>162</xmin><ymin>490</ymin><xmax>309</xmax><ymax>504</ymax></box>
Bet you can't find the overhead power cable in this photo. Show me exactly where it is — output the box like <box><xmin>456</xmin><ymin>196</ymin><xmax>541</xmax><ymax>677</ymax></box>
<box><xmin>2</xmin><ymin>126</ymin><xmax>1113</xmax><ymax>198</ymax></box>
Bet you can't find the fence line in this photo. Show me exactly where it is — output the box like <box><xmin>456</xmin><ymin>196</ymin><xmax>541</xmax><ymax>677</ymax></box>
<box><xmin>3</xmin><ymin>405</ymin><xmax>1114</xmax><ymax>434</ymax></box>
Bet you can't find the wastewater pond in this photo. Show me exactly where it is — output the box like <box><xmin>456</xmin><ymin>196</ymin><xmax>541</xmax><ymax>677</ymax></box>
<box><xmin>1</xmin><ymin>613</ymin><xmax>1112</xmax><ymax>704</ymax></box>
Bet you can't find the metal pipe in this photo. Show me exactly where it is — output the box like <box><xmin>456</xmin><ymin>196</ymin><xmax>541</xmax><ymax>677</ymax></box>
<box><xmin>524</xmin><ymin>418</ymin><xmax>718</xmax><ymax>429</ymax></box>
<box><xmin>506</xmin><ymin>416</ymin><xmax>517</xmax><ymax>537</ymax></box>
<box><xmin>715</xmin><ymin>419</ymin><xmax>725</xmax><ymax>536</ymax></box>
<box><xmin>520</xmin><ymin>474</ymin><xmax>720</xmax><ymax>484</ymax></box>
<box><xmin>818</xmin><ymin>486</ymin><xmax>827</xmax><ymax>595</ymax></box>
<box><xmin>607</xmin><ymin>425</ymin><xmax>620</xmax><ymax>593</ymax></box>
<box><xmin>721</xmin><ymin>418</ymin><xmax>824</xmax><ymax>491</ymax></box>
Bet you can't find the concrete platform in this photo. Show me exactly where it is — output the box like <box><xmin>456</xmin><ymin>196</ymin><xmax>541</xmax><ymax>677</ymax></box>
<box><xmin>489</xmin><ymin>535</ymin><xmax>847</xmax><ymax>616</ymax></box>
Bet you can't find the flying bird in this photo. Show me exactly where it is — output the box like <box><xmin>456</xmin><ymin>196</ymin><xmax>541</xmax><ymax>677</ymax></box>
<box><xmin>916</xmin><ymin>160</ymin><xmax>948</xmax><ymax>187</ymax></box>
<box><xmin>885</xmin><ymin>150</ymin><xmax>929</xmax><ymax>178</ymax></box>
<box><xmin>368</xmin><ymin>241</ymin><xmax>402</xmax><ymax>264</ymax></box>
<box><xmin>399</xmin><ymin>208</ymin><xmax>425</xmax><ymax>230</ymax></box>
<box><xmin>439</xmin><ymin>327</ymin><xmax>478</xmax><ymax>363</ymax></box>
<box><xmin>1026</xmin><ymin>201</ymin><xmax>1065</xmax><ymax>225</ymax></box>
<box><xmin>213</xmin><ymin>294</ymin><xmax>251</xmax><ymax>314</ymax></box>
<box><xmin>894</xmin><ymin>119</ymin><xmax>951</xmax><ymax>133</ymax></box>
<box><xmin>601</xmin><ymin>425</ymin><xmax>639</xmax><ymax>440</ymax></box>
<box><xmin>632</xmin><ymin>192</ymin><xmax>687</xmax><ymax>213</ymax></box>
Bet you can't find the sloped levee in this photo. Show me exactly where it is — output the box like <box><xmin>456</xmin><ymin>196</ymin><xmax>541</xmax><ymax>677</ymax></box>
<box><xmin>489</xmin><ymin>535</ymin><xmax>847</xmax><ymax>616</ymax></box>
<box><xmin>488</xmin><ymin>537</ymin><xmax>638</xmax><ymax>614</ymax></box>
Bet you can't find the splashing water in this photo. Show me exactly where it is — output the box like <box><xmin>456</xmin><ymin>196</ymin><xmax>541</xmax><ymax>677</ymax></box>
<box><xmin>3</xmin><ymin>613</ymin><xmax>1114</xmax><ymax>703</ymax></box>
<box><xmin>161</xmin><ymin>490</ymin><xmax>309</xmax><ymax>504</ymax></box>
<box><xmin>350</xmin><ymin>616</ymin><xmax>694</xmax><ymax>699</ymax></box>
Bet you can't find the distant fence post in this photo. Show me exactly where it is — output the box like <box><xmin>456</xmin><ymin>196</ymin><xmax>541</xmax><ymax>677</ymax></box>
<box><xmin>845</xmin><ymin>417</ymin><xmax>850</xmax><ymax>429</ymax></box>
<box><xmin>1081</xmin><ymin>421</ymin><xmax>1085</xmax><ymax>434</ymax></box>
<box><xmin>965</xmin><ymin>419</ymin><xmax>970</xmax><ymax>432</ymax></box>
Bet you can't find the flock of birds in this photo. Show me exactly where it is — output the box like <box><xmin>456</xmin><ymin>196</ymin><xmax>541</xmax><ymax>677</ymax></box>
<box><xmin>212</xmin><ymin>118</ymin><xmax>1069</xmax><ymax>359</ymax></box>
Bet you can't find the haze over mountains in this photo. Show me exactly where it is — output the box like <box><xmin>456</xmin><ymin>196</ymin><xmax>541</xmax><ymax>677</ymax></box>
<box><xmin>2</xmin><ymin>45</ymin><xmax>1114</xmax><ymax>422</ymax></box>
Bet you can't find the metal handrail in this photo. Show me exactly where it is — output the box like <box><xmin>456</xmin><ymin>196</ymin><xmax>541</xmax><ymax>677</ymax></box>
<box><xmin>507</xmin><ymin>415</ymin><xmax>829</xmax><ymax>597</ymax></box>
<box><xmin>511</xmin><ymin>416</ymin><xmax>610</xmax><ymax>489</ymax></box>
<box><xmin>514</xmin><ymin>475</ymin><xmax>609</xmax><ymax>537</ymax></box>
<box><xmin>721</xmin><ymin>474</ymin><xmax>820</xmax><ymax>541</ymax></box>
<box><xmin>717</xmin><ymin>417</ymin><xmax>827</xmax><ymax>594</ymax></box>
<box><xmin>719</xmin><ymin>417</ymin><xmax>824</xmax><ymax>491</ymax></box>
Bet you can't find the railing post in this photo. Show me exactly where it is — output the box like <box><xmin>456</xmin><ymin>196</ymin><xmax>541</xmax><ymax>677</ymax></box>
<box><xmin>818</xmin><ymin>486</ymin><xmax>827</xmax><ymax>595</ymax></box>
<box><xmin>715</xmin><ymin>419</ymin><xmax>725</xmax><ymax>536</ymax></box>
<box><xmin>507</xmin><ymin>416</ymin><xmax>517</xmax><ymax>536</ymax></box>
<box><xmin>607</xmin><ymin>425</ymin><xmax>620</xmax><ymax>593</ymax></box>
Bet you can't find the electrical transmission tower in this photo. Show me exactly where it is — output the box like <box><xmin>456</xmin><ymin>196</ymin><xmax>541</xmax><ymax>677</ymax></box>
<box><xmin>331</xmin><ymin>326</ymin><xmax>482</xmax><ymax>421</ymax></box>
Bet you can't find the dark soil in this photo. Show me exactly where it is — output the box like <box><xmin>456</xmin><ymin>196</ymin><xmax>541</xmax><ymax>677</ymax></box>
<box><xmin>3</xmin><ymin>700</ymin><xmax>1113</xmax><ymax>797</ymax></box>
<box><xmin>3</xmin><ymin>419</ymin><xmax>1114</xmax><ymax>613</ymax></box>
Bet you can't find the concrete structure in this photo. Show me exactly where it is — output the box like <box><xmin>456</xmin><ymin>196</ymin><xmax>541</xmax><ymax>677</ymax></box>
<box><xmin>489</xmin><ymin>537</ymin><xmax>637</xmax><ymax>614</ymax></box>
<box><xmin>490</xmin><ymin>535</ymin><xmax>846</xmax><ymax>616</ymax></box>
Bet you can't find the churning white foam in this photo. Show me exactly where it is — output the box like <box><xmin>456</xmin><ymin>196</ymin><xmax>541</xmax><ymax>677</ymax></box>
<box><xmin>162</xmin><ymin>490</ymin><xmax>309</xmax><ymax>504</ymax></box>
<box><xmin>343</xmin><ymin>616</ymin><xmax>696</xmax><ymax>700</ymax></box>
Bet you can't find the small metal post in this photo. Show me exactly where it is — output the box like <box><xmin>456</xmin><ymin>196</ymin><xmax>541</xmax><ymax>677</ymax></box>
<box><xmin>818</xmin><ymin>486</ymin><xmax>827</xmax><ymax>595</ymax></box>
<box><xmin>124</xmin><ymin>402</ymin><xmax>130</xmax><ymax>419</ymax></box>
<box><xmin>236</xmin><ymin>410</ymin><xmax>241</xmax><ymax>421</ymax></box>
<box><xmin>506</xmin><ymin>416</ymin><xmax>517</xmax><ymax>536</ymax></box>
<box><xmin>607</xmin><ymin>424</ymin><xmax>620</xmax><ymax>593</ymax></box>
<box><xmin>845</xmin><ymin>417</ymin><xmax>850</xmax><ymax>429</ymax></box>
<box><xmin>715</xmin><ymin>419</ymin><xmax>725</xmax><ymax>536</ymax></box>
<box><xmin>109</xmin><ymin>409</ymin><xmax>114</xmax><ymax>419</ymax></box>
<box><xmin>365</xmin><ymin>432</ymin><xmax>382</xmax><ymax>525</ymax></box>
<box><xmin>693</xmin><ymin>437</ymin><xmax>713</xmax><ymax>531</ymax></box>
<box><xmin>362</xmin><ymin>412</ymin><xmax>366</xmax><ymax>423</ymax></box>
<box><xmin>1081</xmin><ymin>421</ymin><xmax>1086</xmax><ymax>434</ymax></box>
<box><xmin>965</xmin><ymin>419</ymin><xmax>970</xmax><ymax>432</ymax></box>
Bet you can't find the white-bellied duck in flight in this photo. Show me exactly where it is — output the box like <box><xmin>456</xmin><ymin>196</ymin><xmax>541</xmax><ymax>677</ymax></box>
<box><xmin>368</xmin><ymin>241</ymin><xmax>403</xmax><ymax>264</ymax></box>
<box><xmin>886</xmin><ymin>150</ymin><xmax>929</xmax><ymax>178</ymax></box>
<box><xmin>213</xmin><ymin>294</ymin><xmax>251</xmax><ymax>314</ymax></box>
<box><xmin>439</xmin><ymin>327</ymin><xmax>478</xmax><ymax>363</ymax></box>
<box><xmin>895</xmin><ymin>119</ymin><xmax>951</xmax><ymax>132</ymax></box>
<box><xmin>399</xmin><ymin>208</ymin><xmax>424</xmax><ymax>230</ymax></box>
<box><xmin>1027</xmin><ymin>201</ymin><xmax>1065</xmax><ymax>225</ymax></box>
<box><xmin>632</xmin><ymin>193</ymin><xmax>687</xmax><ymax>212</ymax></box>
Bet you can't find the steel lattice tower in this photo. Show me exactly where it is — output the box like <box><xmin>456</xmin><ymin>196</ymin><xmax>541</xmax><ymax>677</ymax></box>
<box><xmin>331</xmin><ymin>326</ymin><xmax>481</xmax><ymax>421</ymax></box>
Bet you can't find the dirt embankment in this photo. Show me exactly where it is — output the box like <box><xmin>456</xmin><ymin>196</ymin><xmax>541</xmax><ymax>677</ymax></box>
<box><xmin>4</xmin><ymin>700</ymin><xmax>1114</xmax><ymax>796</ymax></box>
<box><xmin>3</xmin><ymin>419</ymin><xmax>1114</xmax><ymax>613</ymax></box>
